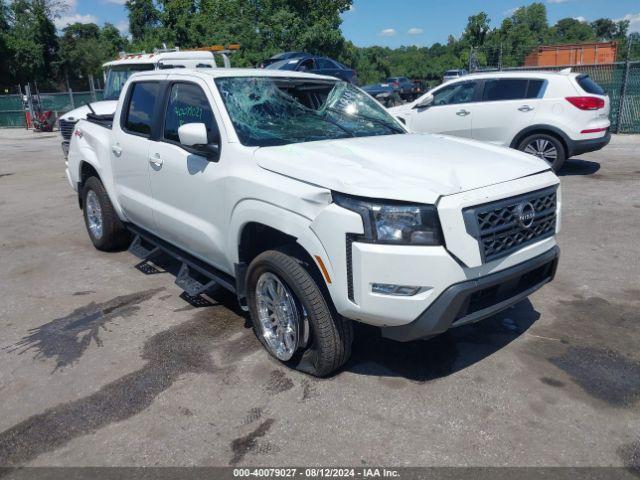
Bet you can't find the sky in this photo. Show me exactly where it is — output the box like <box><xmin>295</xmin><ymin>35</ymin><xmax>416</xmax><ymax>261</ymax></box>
<box><xmin>57</xmin><ymin>0</ymin><xmax>640</xmax><ymax>48</ymax></box>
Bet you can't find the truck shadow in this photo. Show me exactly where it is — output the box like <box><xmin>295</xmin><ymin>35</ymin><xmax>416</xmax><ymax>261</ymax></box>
<box><xmin>345</xmin><ymin>300</ymin><xmax>540</xmax><ymax>382</ymax></box>
<box><xmin>136</xmin><ymin>252</ymin><xmax>540</xmax><ymax>382</ymax></box>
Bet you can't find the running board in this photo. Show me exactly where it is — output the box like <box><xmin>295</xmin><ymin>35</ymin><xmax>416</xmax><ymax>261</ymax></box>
<box><xmin>175</xmin><ymin>263</ymin><xmax>220</xmax><ymax>297</ymax></box>
<box><xmin>125</xmin><ymin>224</ymin><xmax>236</xmax><ymax>295</ymax></box>
<box><xmin>129</xmin><ymin>235</ymin><xmax>160</xmax><ymax>260</ymax></box>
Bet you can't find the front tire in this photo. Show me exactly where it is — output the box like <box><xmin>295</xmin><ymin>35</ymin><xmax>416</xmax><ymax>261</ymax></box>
<box><xmin>518</xmin><ymin>133</ymin><xmax>566</xmax><ymax>171</ymax></box>
<box><xmin>247</xmin><ymin>249</ymin><xmax>353</xmax><ymax>377</ymax></box>
<box><xmin>81</xmin><ymin>176</ymin><xmax>130</xmax><ymax>251</ymax></box>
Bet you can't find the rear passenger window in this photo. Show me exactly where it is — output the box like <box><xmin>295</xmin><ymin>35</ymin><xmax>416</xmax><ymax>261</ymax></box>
<box><xmin>482</xmin><ymin>79</ymin><xmax>529</xmax><ymax>101</ymax></box>
<box><xmin>163</xmin><ymin>83</ymin><xmax>217</xmax><ymax>144</ymax></box>
<box><xmin>576</xmin><ymin>75</ymin><xmax>605</xmax><ymax>95</ymax></box>
<box><xmin>124</xmin><ymin>82</ymin><xmax>158</xmax><ymax>136</ymax></box>
<box><xmin>526</xmin><ymin>80</ymin><xmax>545</xmax><ymax>98</ymax></box>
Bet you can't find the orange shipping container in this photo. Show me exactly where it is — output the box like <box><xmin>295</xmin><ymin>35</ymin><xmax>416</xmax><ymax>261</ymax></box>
<box><xmin>524</xmin><ymin>42</ymin><xmax>617</xmax><ymax>67</ymax></box>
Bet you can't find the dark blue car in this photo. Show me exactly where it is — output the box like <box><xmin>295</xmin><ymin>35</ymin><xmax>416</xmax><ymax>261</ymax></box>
<box><xmin>264</xmin><ymin>53</ymin><xmax>358</xmax><ymax>84</ymax></box>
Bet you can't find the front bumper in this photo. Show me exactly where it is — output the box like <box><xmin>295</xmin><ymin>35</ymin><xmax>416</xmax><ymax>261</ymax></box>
<box><xmin>62</xmin><ymin>141</ymin><xmax>70</xmax><ymax>158</ymax></box>
<box><xmin>567</xmin><ymin>132</ymin><xmax>611</xmax><ymax>157</ymax></box>
<box><xmin>380</xmin><ymin>246</ymin><xmax>559</xmax><ymax>341</ymax></box>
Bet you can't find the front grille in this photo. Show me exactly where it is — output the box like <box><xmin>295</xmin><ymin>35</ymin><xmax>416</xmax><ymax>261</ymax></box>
<box><xmin>59</xmin><ymin>119</ymin><xmax>77</xmax><ymax>141</ymax></box>
<box><xmin>463</xmin><ymin>186</ymin><xmax>557</xmax><ymax>262</ymax></box>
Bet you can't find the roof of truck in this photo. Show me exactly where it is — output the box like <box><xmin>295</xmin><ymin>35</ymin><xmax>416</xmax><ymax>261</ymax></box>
<box><xmin>130</xmin><ymin>68</ymin><xmax>338</xmax><ymax>81</ymax></box>
<box><xmin>103</xmin><ymin>50</ymin><xmax>218</xmax><ymax>68</ymax></box>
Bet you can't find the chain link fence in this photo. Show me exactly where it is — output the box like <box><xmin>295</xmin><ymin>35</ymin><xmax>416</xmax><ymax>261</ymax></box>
<box><xmin>0</xmin><ymin>89</ymin><xmax>103</xmax><ymax>129</ymax></box>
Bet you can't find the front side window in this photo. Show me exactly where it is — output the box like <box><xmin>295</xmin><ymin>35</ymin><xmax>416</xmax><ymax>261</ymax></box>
<box><xmin>316</xmin><ymin>58</ymin><xmax>336</xmax><ymax>69</ymax></box>
<box><xmin>124</xmin><ymin>82</ymin><xmax>159</xmax><ymax>136</ymax></box>
<box><xmin>432</xmin><ymin>82</ymin><xmax>476</xmax><ymax>106</ymax></box>
<box><xmin>215</xmin><ymin>77</ymin><xmax>405</xmax><ymax>147</ymax></box>
<box><xmin>164</xmin><ymin>83</ymin><xmax>217</xmax><ymax>143</ymax></box>
<box><xmin>104</xmin><ymin>65</ymin><xmax>154</xmax><ymax>101</ymax></box>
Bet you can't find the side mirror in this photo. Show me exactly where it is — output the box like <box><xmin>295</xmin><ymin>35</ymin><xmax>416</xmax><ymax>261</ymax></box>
<box><xmin>413</xmin><ymin>94</ymin><xmax>434</xmax><ymax>109</ymax></box>
<box><xmin>178</xmin><ymin>123</ymin><xmax>220</xmax><ymax>161</ymax></box>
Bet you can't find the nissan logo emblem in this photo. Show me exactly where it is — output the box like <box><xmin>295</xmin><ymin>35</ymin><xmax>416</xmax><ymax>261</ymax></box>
<box><xmin>516</xmin><ymin>202</ymin><xmax>536</xmax><ymax>229</ymax></box>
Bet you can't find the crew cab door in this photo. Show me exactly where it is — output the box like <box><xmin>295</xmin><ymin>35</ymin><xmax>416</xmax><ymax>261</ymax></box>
<box><xmin>471</xmin><ymin>78</ymin><xmax>544</xmax><ymax>146</ymax></box>
<box><xmin>147</xmin><ymin>80</ymin><xmax>228</xmax><ymax>270</ymax></box>
<box><xmin>110</xmin><ymin>80</ymin><xmax>162</xmax><ymax>228</ymax></box>
<box><xmin>407</xmin><ymin>80</ymin><xmax>477</xmax><ymax>137</ymax></box>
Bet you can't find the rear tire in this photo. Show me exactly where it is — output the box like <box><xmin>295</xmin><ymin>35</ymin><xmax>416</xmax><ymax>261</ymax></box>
<box><xmin>81</xmin><ymin>176</ymin><xmax>130</xmax><ymax>251</ymax></box>
<box><xmin>246</xmin><ymin>249</ymin><xmax>353</xmax><ymax>377</ymax></box>
<box><xmin>518</xmin><ymin>133</ymin><xmax>566</xmax><ymax>171</ymax></box>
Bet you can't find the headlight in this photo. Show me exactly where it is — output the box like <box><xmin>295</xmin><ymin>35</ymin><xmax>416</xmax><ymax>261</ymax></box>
<box><xmin>333</xmin><ymin>193</ymin><xmax>443</xmax><ymax>246</ymax></box>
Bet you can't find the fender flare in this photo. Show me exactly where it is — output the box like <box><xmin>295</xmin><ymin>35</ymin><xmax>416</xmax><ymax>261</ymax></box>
<box><xmin>510</xmin><ymin>124</ymin><xmax>571</xmax><ymax>156</ymax></box>
<box><xmin>228</xmin><ymin>199</ymin><xmax>336</xmax><ymax>297</ymax></box>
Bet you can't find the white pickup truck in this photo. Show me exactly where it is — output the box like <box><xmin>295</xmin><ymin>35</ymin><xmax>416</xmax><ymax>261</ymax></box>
<box><xmin>66</xmin><ymin>68</ymin><xmax>561</xmax><ymax>376</ymax></box>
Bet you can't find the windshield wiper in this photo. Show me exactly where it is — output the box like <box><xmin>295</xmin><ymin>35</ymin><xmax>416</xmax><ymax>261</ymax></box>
<box><xmin>326</xmin><ymin>107</ymin><xmax>404</xmax><ymax>134</ymax></box>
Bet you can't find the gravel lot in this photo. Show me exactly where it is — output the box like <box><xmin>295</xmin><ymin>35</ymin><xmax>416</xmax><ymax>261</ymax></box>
<box><xmin>0</xmin><ymin>129</ymin><xmax>638</xmax><ymax>468</ymax></box>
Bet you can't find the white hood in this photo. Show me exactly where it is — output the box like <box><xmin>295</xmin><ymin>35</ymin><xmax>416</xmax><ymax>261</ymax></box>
<box><xmin>60</xmin><ymin>100</ymin><xmax>118</xmax><ymax>122</ymax></box>
<box><xmin>255</xmin><ymin>133</ymin><xmax>550</xmax><ymax>204</ymax></box>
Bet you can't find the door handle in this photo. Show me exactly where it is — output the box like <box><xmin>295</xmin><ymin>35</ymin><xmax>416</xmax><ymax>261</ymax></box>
<box><xmin>149</xmin><ymin>153</ymin><xmax>163</xmax><ymax>167</ymax></box>
<box><xmin>518</xmin><ymin>105</ymin><xmax>535</xmax><ymax>112</ymax></box>
<box><xmin>111</xmin><ymin>145</ymin><xmax>122</xmax><ymax>157</ymax></box>
<box><xmin>456</xmin><ymin>109</ymin><xmax>471</xmax><ymax>116</ymax></box>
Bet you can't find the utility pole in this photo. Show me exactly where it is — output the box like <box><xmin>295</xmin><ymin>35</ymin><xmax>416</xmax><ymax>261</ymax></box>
<box><xmin>498</xmin><ymin>43</ymin><xmax>503</xmax><ymax>71</ymax></box>
<box><xmin>615</xmin><ymin>37</ymin><xmax>633</xmax><ymax>134</ymax></box>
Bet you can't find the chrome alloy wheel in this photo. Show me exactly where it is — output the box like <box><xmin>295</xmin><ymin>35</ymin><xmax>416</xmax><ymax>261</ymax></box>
<box><xmin>85</xmin><ymin>190</ymin><xmax>103</xmax><ymax>239</ymax></box>
<box><xmin>524</xmin><ymin>138</ymin><xmax>558</xmax><ymax>164</ymax></box>
<box><xmin>255</xmin><ymin>272</ymin><xmax>305</xmax><ymax>361</ymax></box>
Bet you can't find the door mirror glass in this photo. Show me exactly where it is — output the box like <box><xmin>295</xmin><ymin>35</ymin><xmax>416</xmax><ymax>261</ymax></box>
<box><xmin>414</xmin><ymin>94</ymin><xmax>434</xmax><ymax>109</ymax></box>
<box><xmin>178</xmin><ymin>123</ymin><xmax>208</xmax><ymax>147</ymax></box>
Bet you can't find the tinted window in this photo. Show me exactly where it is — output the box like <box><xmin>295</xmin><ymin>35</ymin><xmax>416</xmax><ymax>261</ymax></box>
<box><xmin>577</xmin><ymin>75</ymin><xmax>605</xmax><ymax>95</ymax></box>
<box><xmin>482</xmin><ymin>79</ymin><xmax>529</xmax><ymax>101</ymax></box>
<box><xmin>432</xmin><ymin>82</ymin><xmax>476</xmax><ymax>106</ymax></box>
<box><xmin>526</xmin><ymin>79</ymin><xmax>545</xmax><ymax>98</ymax></box>
<box><xmin>124</xmin><ymin>82</ymin><xmax>159</xmax><ymax>136</ymax></box>
<box><xmin>316</xmin><ymin>58</ymin><xmax>337</xmax><ymax>69</ymax></box>
<box><xmin>164</xmin><ymin>83</ymin><xmax>217</xmax><ymax>143</ymax></box>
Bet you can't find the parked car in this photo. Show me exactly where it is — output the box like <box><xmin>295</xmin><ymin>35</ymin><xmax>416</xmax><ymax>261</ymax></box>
<box><xmin>259</xmin><ymin>51</ymin><xmax>307</xmax><ymax>68</ymax></box>
<box><xmin>265</xmin><ymin>54</ymin><xmax>358</xmax><ymax>84</ymax></box>
<box><xmin>58</xmin><ymin>46</ymin><xmax>234</xmax><ymax>158</ymax></box>
<box><xmin>361</xmin><ymin>83</ymin><xmax>402</xmax><ymax>107</ymax></box>
<box><xmin>386</xmin><ymin>76</ymin><xmax>415</xmax><ymax>100</ymax></box>
<box><xmin>67</xmin><ymin>68</ymin><xmax>560</xmax><ymax>376</ymax></box>
<box><xmin>390</xmin><ymin>70</ymin><xmax>610</xmax><ymax>170</ymax></box>
<box><xmin>443</xmin><ymin>69</ymin><xmax>468</xmax><ymax>83</ymax></box>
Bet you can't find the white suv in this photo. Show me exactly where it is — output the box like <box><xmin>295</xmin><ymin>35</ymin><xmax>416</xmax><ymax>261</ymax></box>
<box><xmin>390</xmin><ymin>71</ymin><xmax>610</xmax><ymax>170</ymax></box>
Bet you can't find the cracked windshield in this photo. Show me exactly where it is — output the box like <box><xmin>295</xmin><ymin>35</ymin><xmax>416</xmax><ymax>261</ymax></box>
<box><xmin>215</xmin><ymin>77</ymin><xmax>405</xmax><ymax>147</ymax></box>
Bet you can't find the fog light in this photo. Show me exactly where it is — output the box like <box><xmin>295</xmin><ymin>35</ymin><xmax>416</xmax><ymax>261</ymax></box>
<box><xmin>372</xmin><ymin>283</ymin><xmax>421</xmax><ymax>296</ymax></box>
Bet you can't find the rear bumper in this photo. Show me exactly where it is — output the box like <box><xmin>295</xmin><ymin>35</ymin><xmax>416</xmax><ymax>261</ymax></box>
<box><xmin>567</xmin><ymin>132</ymin><xmax>610</xmax><ymax>157</ymax></box>
<box><xmin>380</xmin><ymin>246</ymin><xmax>559</xmax><ymax>342</ymax></box>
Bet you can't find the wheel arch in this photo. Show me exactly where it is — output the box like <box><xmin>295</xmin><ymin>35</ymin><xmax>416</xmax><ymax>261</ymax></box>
<box><xmin>229</xmin><ymin>200</ymin><xmax>334</xmax><ymax>301</ymax></box>
<box><xmin>510</xmin><ymin>124</ymin><xmax>570</xmax><ymax>157</ymax></box>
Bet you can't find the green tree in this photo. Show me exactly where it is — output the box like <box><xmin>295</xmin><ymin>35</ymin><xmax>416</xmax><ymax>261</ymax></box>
<box><xmin>463</xmin><ymin>12</ymin><xmax>490</xmax><ymax>47</ymax></box>
<box><xmin>126</xmin><ymin>0</ymin><xmax>160</xmax><ymax>43</ymax></box>
<box><xmin>550</xmin><ymin>18</ymin><xmax>595</xmax><ymax>43</ymax></box>
<box><xmin>6</xmin><ymin>0</ymin><xmax>59</xmax><ymax>88</ymax></box>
